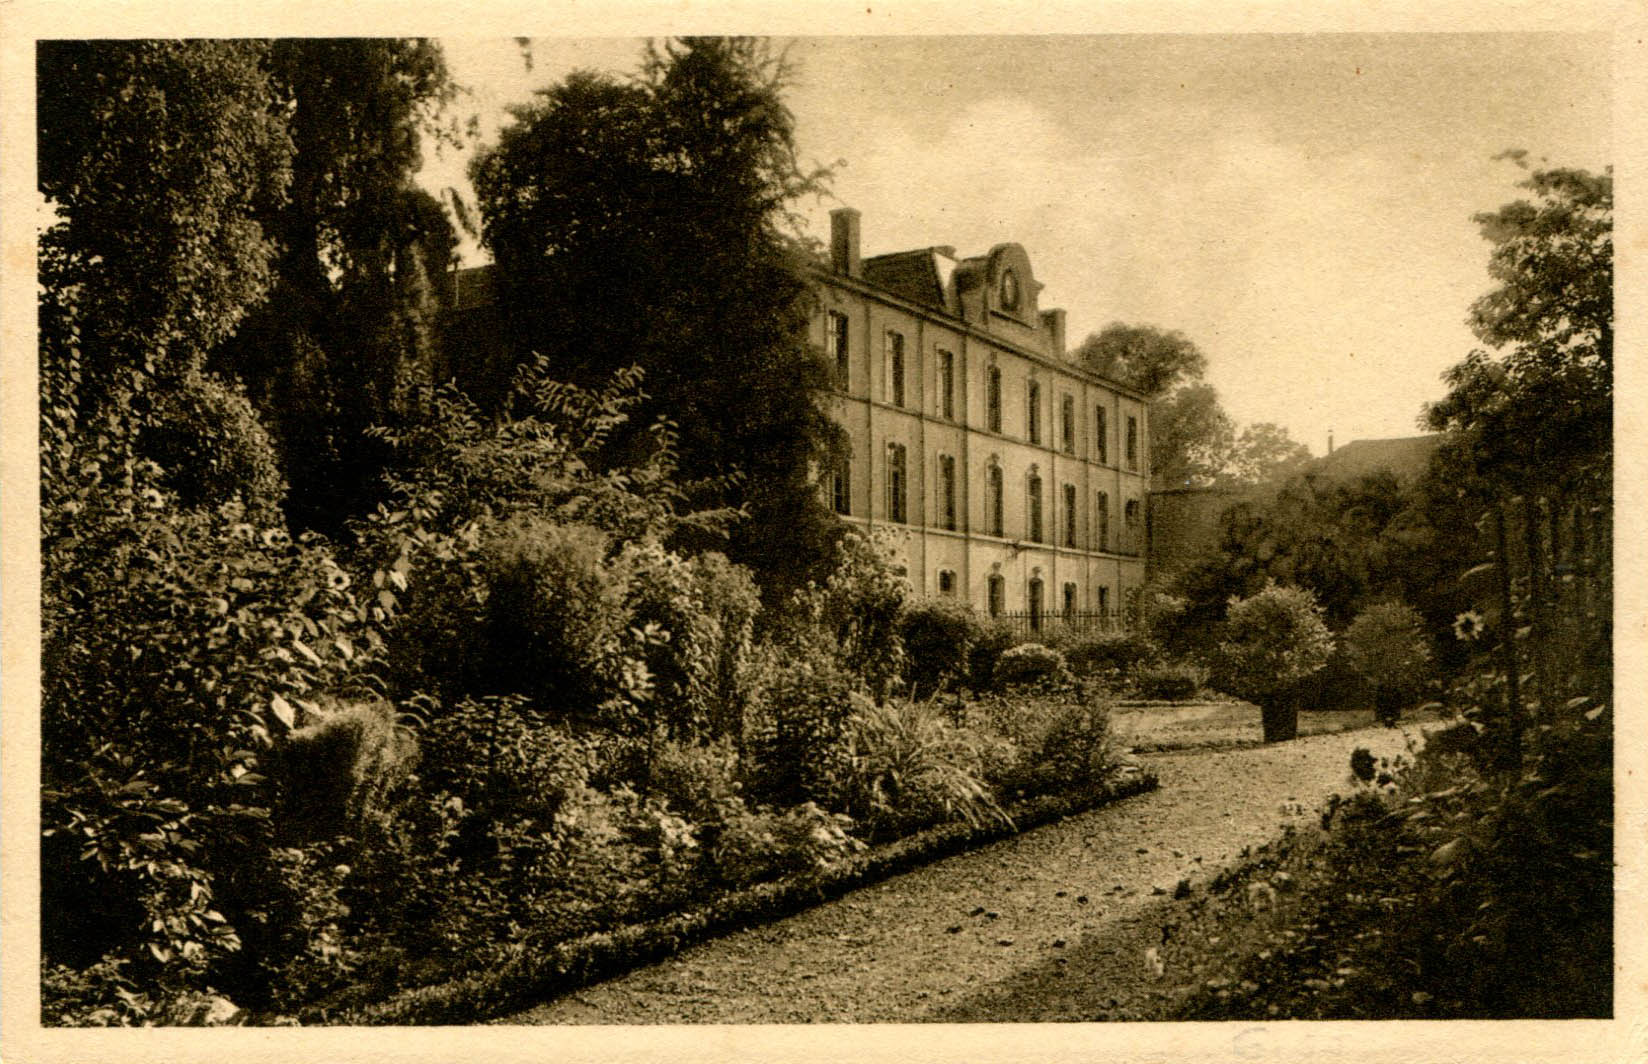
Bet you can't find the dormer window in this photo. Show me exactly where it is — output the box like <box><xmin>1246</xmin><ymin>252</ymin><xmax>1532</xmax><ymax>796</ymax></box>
<box><xmin>999</xmin><ymin>268</ymin><xmax>1020</xmax><ymax>311</ymax></box>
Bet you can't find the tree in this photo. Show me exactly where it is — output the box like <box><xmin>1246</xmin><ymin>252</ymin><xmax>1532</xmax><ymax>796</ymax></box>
<box><xmin>1215</xmin><ymin>583</ymin><xmax>1334</xmax><ymax>742</ymax></box>
<box><xmin>471</xmin><ymin>37</ymin><xmax>844</xmax><ymax>600</ymax></box>
<box><xmin>1227</xmin><ymin>421</ymin><xmax>1313</xmax><ymax>485</ymax></box>
<box><xmin>38</xmin><ymin>40</ymin><xmax>292</xmax><ymax>401</ymax></box>
<box><xmin>210</xmin><ymin>39</ymin><xmax>462</xmax><ymax>534</ymax></box>
<box><xmin>1148</xmin><ymin>382</ymin><xmax>1236</xmax><ymax>488</ymax></box>
<box><xmin>1074</xmin><ymin>322</ymin><xmax>1208</xmax><ymax>397</ymax></box>
<box><xmin>1423</xmin><ymin>160</ymin><xmax>1611</xmax><ymax>738</ymax></box>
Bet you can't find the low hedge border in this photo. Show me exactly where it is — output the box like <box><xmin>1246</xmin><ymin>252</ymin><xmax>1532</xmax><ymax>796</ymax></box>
<box><xmin>321</xmin><ymin>768</ymin><xmax>1159</xmax><ymax>1026</ymax></box>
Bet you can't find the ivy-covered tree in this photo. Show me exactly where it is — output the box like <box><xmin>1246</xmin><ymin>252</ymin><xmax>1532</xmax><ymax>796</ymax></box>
<box><xmin>470</xmin><ymin>37</ymin><xmax>844</xmax><ymax>600</ymax></box>
<box><xmin>211</xmin><ymin>39</ymin><xmax>463</xmax><ymax>534</ymax></box>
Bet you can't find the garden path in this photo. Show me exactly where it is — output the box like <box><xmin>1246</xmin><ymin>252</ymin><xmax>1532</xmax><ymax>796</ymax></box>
<box><xmin>501</xmin><ymin>722</ymin><xmax>1426</xmax><ymax>1024</ymax></box>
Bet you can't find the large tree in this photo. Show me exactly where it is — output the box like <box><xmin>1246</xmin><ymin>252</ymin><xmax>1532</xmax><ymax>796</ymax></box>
<box><xmin>471</xmin><ymin>37</ymin><xmax>844</xmax><ymax>599</ymax></box>
<box><xmin>211</xmin><ymin>39</ymin><xmax>462</xmax><ymax>533</ymax></box>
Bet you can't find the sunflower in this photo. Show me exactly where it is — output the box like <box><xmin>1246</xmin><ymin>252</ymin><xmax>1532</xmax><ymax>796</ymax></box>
<box><xmin>1451</xmin><ymin>610</ymin><xmax>1486</xmax><ymax>641</ymax></box>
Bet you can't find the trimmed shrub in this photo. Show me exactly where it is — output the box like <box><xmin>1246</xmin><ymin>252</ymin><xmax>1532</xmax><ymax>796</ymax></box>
<box><xmin>1215</xmin><ymin>583</ymin><xmax>1335</xmax><ymax>742</ymax></box>
<box><xmin>1343</xmin><ymin>601</ymin><xmax>1434</xmax><ymax>724</ymax></box>
<box><xmin>1133</xmin><ymin>662</ymin><xmax>1207</xmax><ymax>701</ymax></box>
<box><xmin>993</xmin><ymin>643</ymin><xmax>1070</xmax><ymax>689</ymax></box>
<box><xmin>1064</xmin><ymin>629</ymin><xmax>1158</xmax><ymax>682</ymax></box>
<box><xmin>900</xmin><ymin>598</ymin><xmax>981</xmax><ymax>696</ymax></box>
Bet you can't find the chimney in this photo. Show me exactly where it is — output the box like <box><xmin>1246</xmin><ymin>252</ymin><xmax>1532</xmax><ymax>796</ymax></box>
<box><xmin>1328</xmin><ymin>429</ymin><xmax>1335</xmax><ymax>454</ymax></box>
<box><xmin>830</xmin><ymin>207</ymin><xmax>861</xmax><ymax>278</ymax></box>
<box><xmin>1042</xmin><ymin>308</ymin><xmax>1067</xmax><ymax>359</ymax></box>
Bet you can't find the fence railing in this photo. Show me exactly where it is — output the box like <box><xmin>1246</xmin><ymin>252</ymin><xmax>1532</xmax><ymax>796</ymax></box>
<box><xmin>986</xmin><ymin>609</ymin><xmax>1126</xmax><ymax>639</ymax></box>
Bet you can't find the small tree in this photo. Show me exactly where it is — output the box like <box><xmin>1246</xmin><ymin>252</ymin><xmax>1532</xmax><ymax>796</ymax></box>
<box><xmin>1343</xmin><ymin>601</ymin><xmax>1434</xmax><ymax>725</ymax></box>
<box><xmin>1216</xmin><ymin>583</ymin><xmax>1334</xmax><ymax>742</ymax></box>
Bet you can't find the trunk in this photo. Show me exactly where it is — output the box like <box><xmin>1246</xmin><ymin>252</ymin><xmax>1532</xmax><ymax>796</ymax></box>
<box><xmin>1493</xmin><ymin>505</ymin><xmax>1523</xmax><ymax>772</ymax></box>
<box><xmin>1522</xmin><ymin>494</ymin><xmax>1549</xmax><ymax>721</ymax></box>
<box><xmin>1260</xmin><ymin>696</ymin><xmax>1298</xmax><ymax>743</ymax></box>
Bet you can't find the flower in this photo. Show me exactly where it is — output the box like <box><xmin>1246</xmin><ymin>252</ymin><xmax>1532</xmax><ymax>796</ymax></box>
<box><xmin>260</xmin><ymin>527</ymin><xmax>291</xmax><ymax>548</ymax></box>
<box><xmin>1452</xmin><ymin>610</ymin><xmax>1486</xmax><ymax>641</ymax></box>
<box><xmin>326</xmin><ymin>569</ymin><xmax>351</xmax><ymax>591</ymax></box>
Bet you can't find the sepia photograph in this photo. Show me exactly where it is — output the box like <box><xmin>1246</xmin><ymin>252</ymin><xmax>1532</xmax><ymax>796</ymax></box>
<box><xmin>1</xmin><ymin>4</ymin><xmax>1640</xmax><ymax>1062</ymax></box>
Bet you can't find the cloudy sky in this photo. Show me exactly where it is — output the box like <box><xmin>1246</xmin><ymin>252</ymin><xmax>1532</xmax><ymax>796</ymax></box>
<box><xmin>421</xmin><ymin>34</ymin><xmax>1611</xmax><ymax>454</ymax></box>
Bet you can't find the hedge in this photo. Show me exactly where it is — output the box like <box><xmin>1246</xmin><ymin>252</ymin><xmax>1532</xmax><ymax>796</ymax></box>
<box><xmin>322</xmin><ymin>768</ymin><xmax>1159</xmax><ymax>1025</ymax></box>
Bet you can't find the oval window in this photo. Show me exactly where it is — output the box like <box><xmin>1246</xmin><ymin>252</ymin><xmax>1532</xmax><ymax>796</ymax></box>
<box><xmin>1000</xmin><ymin>268</ymin><xmax>1020</xmax><ymax>311</ymax></box>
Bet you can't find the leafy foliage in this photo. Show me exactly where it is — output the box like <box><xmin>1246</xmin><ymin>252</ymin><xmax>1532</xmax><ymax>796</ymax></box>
<box><xmin>899</xmin><ymin>599</ymin><xmax>981</xmax><ymax>697</ymax></box>
<box><xmin>1342</xmin><ymin>602</ymin><xmax>1434</xmax><ymax>716</ymax></box>
<box><xmin>1215</xmin><ymin>583</ymin><xmax>1333</xmax><ymax>741</ymax></box>
<box><xmin>471</xmin><ymin>37</ymin><xmax>845</xmax><ymax>598</ymax></box>
<box><xmin>843</xmin><ymin>698</ymin><xmax>1008</xmax><ymax>838</ymax></box>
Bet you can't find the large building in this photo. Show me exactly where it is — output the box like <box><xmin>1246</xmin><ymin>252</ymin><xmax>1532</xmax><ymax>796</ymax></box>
<box><xmin>815</xmin><ymin>209</ymin><xmax>1149</xmax><ymax>625</ymax></box>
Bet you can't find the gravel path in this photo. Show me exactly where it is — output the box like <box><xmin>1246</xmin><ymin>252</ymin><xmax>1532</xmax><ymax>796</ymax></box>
<box><xmin>502</xmin><ymin>723</ymin><xmax>1425</xmax><ymax>1024</ymax></box>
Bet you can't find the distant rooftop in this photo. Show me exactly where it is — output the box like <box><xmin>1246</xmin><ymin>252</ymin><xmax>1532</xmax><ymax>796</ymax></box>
<box><xmin>1307</xmin><ymin>434</ymin><xmax>1442</xmax><ymax>483</ymax></box>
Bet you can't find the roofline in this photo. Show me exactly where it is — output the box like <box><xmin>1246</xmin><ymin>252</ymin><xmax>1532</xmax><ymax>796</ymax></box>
<box><xmin>808</xmin><ymin>263</ymin><xmax>1151</xmax><ymax>402</ymax></box>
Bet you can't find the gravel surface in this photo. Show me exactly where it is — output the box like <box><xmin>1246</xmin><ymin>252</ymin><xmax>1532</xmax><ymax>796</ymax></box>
<box><xmin>502</xmin><ymin>722</ymin><xmax>1428</xmax><ymax>1025</ymax></box>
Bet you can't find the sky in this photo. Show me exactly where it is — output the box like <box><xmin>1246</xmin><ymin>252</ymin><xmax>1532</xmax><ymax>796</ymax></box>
<box><xmin>418</xmin><ymin>34</ymin><xmax>1612</xmax><ymax>455</ymax></box>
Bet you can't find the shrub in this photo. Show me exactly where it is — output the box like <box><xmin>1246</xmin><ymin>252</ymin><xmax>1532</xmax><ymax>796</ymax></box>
<box><xmin>1343</xmin><ymin>601</ymin><xmax>1434</xmax><ymax>724</ymax></box>
<box><xmin>478</xmin><ymin>519</ymin><xmax>635</xmax><ymax>714</ymax></box>
<box><xmin>1215</xmin><ymin>583</ymin><xmax>1335</xmax><ymax>742</ymax></box>
<box><xmin>745</xmin><ymin>658</ymin><xmax>869</xmax><ymax>810</ymax></box>
<box><xmin>964</xmin><ymin>687</ymin><xmax>1116</xmax><ymax>798</ymax></box>
<box><xmin>266</xmin><ymin>697</ymin><xmax>417</xmax><ymax>845</ymax></box>
<box><xmin>1028</xmin><ymin>695</ymin><xmax>1116</xmax><ymax>792</ymax></box>
<box><xmin>141</xmin><ymin>369</ymin><xmax>287</xmax><ymax>523</ymax></box>
<box><xmin>1063</xmin><ymin>629</ymin><xmax>1158</xmax><ymax>683</ymax></box>
<box><xmin>711</xmin><ymin>802</ymin><xmax>864</xmax><ymax>888</ymax></box>
<box><xmin>791</xmin><ymin>529</ymin><xmax>910</xmax><ymax>694</ymax></box>
<box><xmin>964</xmin><ymin>619</ymin><xmax>1022</xmax><ymax>691</ymax></box>
<box><xmin>842</xmin><ymin>697</ymin><xmax>1008</xmax><ymax>838</ymax></box>
<box><xmin>1133</xmin><ymin>662</ymin><xmax>1207</xmax><ymax>701</ymax></box>
<box><xmin>992</xmin><ymin>643</ymin><xmax>1070</xmax><ymax>689</ymax></box>
<box><xmin>900</xmin><ymin>599</ymin><xmax>981</xmax><ymax>696</ymax></box>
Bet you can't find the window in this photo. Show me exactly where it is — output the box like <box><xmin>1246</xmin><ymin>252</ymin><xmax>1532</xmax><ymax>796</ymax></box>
<box><xmin>938</xmin><ymin>569</ymin><xmax>956</xmax><ymax>596</ymax></box>
<box><xmin>1000</xmin><ymin>268</ymin><xmax>1020</xmax><ymax>311</ymax></box>
<box><xmin>827</xmin><ymin>311</ymin><xmax>849</xmax><ymax>389</ymax></box>
<box><xmin>887</xmin><ymin>443</ymin><xmax>908</xmax><ymax>523</ymax></box>
<box><xmin>987</xmin><ymin>575</ymin><xmax>1005</xmax><ymax>618</ymax></box>
<box><xmin>1063</xmin><ymin>582</ymin><xmax>1078</xmax><ymax>620</ymax></box>
<box><xmin>939</xmin><ymin>454</ymin><xmax>957</xmax><ymax>531</ymax></box>
<box><xmin>1027</xmin><ymin>473</ymin><xmax>1043</xmax><ymax>543</ymax></box>
<box><xmin>888</xmin><ymin>331</ymin><xmax>906</xmax><ymax>407</ymax></box>
<box><xmin>1028</xmin><ymin>577</ymin><xmax>1044</xmax><ymax>632</ymax></box>
<box><xmin>1061</xmin><ymin>394</ymin><xmax>1075</xmax><ymax>453</ymax></box>
<box><xmin>1095</xmin><ymin>404</ymin><xmax>1108</xmax><ymax>464</ymax></box>
<box><xmin>1098</xmin><ymin>585</ymin><xmax>1109</xmax><ymax>616</ymax></box>
<box><xmin>1126</xmin><ymin>414</ymin><xmax>1139</xmax><ymax>470</ymax></box>
<box><xmin>1027</xmin><ymin>381</ymin><xmax>1041</xmax><ymax>444</ymax></box>
<box><xmin>1063</xmin><ymin>483</ymin><xmax>1077</xmax><ymax>547</ymax></box>
<box><xmin>988</xmin><ymin>466</ymin><xmax>1004</xmax><ymax>536</ymax></box>
<box><xmin>830</xmin><ymin>451</ymin><xmax>851</xmax><ymax>515</ymax></box>
<box><xmin>1124</xmin><ymin>498</ymin><xmax>1141</xmax><ymax>553</ymax></box>
<box><xmin>939</xmin><ymin>349</ymin><xmax>955</xmax><ymax>420</ymax></box>
<box><xmin>986</xmin><ymin>366</ymin><xmax>1002</xmax><ymax>432</ymax></box>
<box><xmin>1096</xmin><ymin>491</ymin><xmax>1110</xmax><ymax>551</ymax></box>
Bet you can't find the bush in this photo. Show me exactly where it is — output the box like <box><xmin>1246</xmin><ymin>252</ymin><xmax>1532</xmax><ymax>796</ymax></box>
<box><xmin>1343</xmin><ymin>601</ymin><xmax>1434</xmax><ymax>723</ymax></box>
<box><xmin>1133</xmin><ymin>662</ymin><xmax>1207</xmax><ymax>701</ymax></box>
<box><xmin>842</xmin><ymin>698</ymin><xmax>1007</xmax><ymax>838</ymax></box>
<box><xmin>1063</xmin><ymin>629</ymin><xmax>1158</xmax><ymax>683</ymax></box>
<box><xmin>992</xmin><ymin>643</ymin><xmax>1070</xmax><ymax>688</ymax></box>
<box><xmin>900</xmin><ymin>599</ymin><xmax>981</xmax><ymax>696</ymax></box>
<box><xmin>1215</xmin><ymin>583</ymin><xmax>1335</xmax><ymax>742</ymax></box>
<box><xmin>266</xmin><ymin>697</ymin><xmax>418</xmax><ymax>845</ymax></box>
<box><xmin>478</xmin><ymin>519</ymin><xmax>635</xmax><ymax>714</ymax></box>
<box><xmin>964</xmin><ymin>619</ymin><xmax>1022</xmax><ymax>691</ymax></box>
<box><xmin>964</xmin><ymin>687</ymin><xmax>1116</xmax><ymax>798</ymax></box>
<box><xmin>141</xmin><ymin>369</ymin><xmax>287</xmax><ymax>523</ymax></box>
<box><xmin>792</xmin><ymin>529</ymin><xmax>910</xmax><ymax>694</ymax></box>
<box><xmin>745</xmin><ymin>658</ymin><xmax>869</xmax><ymax>810</ymax></box>
<box><xmin>711</xmin><ymin>802</ymin><xmax>864</xmax><ymax>888</ymax></box>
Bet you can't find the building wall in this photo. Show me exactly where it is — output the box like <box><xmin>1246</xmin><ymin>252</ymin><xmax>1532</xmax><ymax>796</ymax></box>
<box><xmin>815</xmin><ymin>215</ymin><xmax>1149</xmax><ymax>621</ymax></box>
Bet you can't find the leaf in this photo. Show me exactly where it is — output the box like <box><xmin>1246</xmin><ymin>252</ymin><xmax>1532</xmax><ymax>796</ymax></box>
<box><xmin>269</xmin><ymin>694</ymin><xmax>295</xmax><ymax>730</ymax></box>
<box><xmin>1459</xmin><ymin>562</ymin><xmax>1496</xmax><ymax>583</ymax></box>
<box><xmin>291</xmin><ymin>637</ymin><xmax>323</xmax><ymax>667</ymax></box>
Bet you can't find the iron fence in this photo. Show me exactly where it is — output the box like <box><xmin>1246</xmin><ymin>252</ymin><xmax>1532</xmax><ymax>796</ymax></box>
<box><xmin>986</xmin><ymin>609</ymin><xmax>1126</xmax><ymax>640</ymax></box>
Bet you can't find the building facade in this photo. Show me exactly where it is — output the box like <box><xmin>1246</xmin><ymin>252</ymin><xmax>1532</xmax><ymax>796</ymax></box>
<box><xmin>816</xmin><ymin>208</ymin><xmax>1149</xmax><ymax>624</ymax></box>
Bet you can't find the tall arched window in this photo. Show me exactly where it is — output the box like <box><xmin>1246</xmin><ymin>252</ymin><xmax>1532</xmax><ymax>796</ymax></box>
<box><xmin>1027</xmin><ymin>380</ymin><xmax>1041</xmax><ymax>444</ymax></box>
<box><xmin>1028</xmin><ymin>577</ymin><xmax>1044</xmax><ymax>632</ymax></box>
<box><xmin>988</xmin><ymin>465</ymin><xmax>1004</xmax><ymax>536</ymax></box>
<box><xmin>987</xmin><ymin>574</ymin><xmax>1005</xmax><ymax>618</ymax></box>
<box><xmin>986</xmin><ymin>366</ymin><xmax>1002</xmax><ymax>432</ymax></box>
<box><xmin>1027</xmin><ymin>472</ymin><xmax>1043</xmax><ymax>543</ymax></box>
